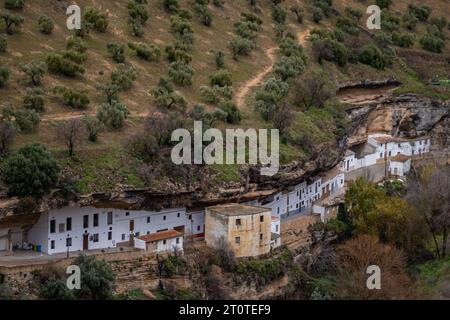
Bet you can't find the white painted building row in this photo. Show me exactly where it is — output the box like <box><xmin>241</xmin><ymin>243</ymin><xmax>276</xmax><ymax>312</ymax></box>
<box><xmin>1</xmin><ymin>134</ymin><xmax>429</xmax><ymax>256</ymax></box>
<box><xmin>341</xmin><ymin>134</ymin><xmax>430</xmax><ymax>177</ymax></box>
<box><xmin>25</xmin><ymin>206</ymin><xmax>204</xmax><ymax>255</ymax></box>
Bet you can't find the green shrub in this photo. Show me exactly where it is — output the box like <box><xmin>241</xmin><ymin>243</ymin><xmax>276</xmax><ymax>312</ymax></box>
<box><xmin>218</xmin><ymin>100</ymin><xmax>242</xmax><ymax>124</ymax></box>
<box><xmin>402</xmin><ymin>12</ymin><xmax>418</xmax><ymax>30</ymax></box>
<box><xmin>271</xmin><ymin>5</ymin><xmax>287</xmax><ymax>24</ymax></box>
<box><xmin>168</xmin><ymin>61</ymin><xmax>194</xmax><ymax>86</ymax></box>
<box><xmin>163</xmin><ymin>0</ymin><xmax>180</xmax><ymax>13</ymax></box>
<box><xmin>83</xmin><ymin>115</ymin><xmax>102</xmax><ymax>142</ymax></box>
<box><xmin>107</xmin><ymin>42</ymin><xmax>126</xmax><ymax>63</ymax></box>
<box><xmin>0</xmin><ymin>11</ymin><xmax>24</xmax><ymax>34</ymax></box>
<box><xmin>73</xmin><ymin>255</ymin><xmax>115</xmax><ymax>300</ymax></box>
<box><xmin>66</xmin><ymin>36</ymin><xmax>87</xmax><ymax>54</ymax></box>
<box><xmin>0</xmin><ymin>35</ymin><xmax>6</xmax><ymax>52</ymax></box>
<box><xmin>391</xmin><ymin>32</ymin><xmax>415</xmax><ymax>48</ymax></box>
<box><xmin>23</xmin><ymin>88</ymin><xmax>45</xmax><ymax>112</ymax></box>
<box><xmin>84</xmin><ymin>7</ymin><xmax>108</xmax><ymax>32</ymax></box>
<box><xmin>210</xmin><ymin>69</ymin><xmax>232</xmax><ymax>87</ymax></box>
<box><xmin>229</xmin><ymin>36</ymin><xmax>255</xmax><ymax>59</ymax></box>
<box><xmin>312</xmin><ymin>38</ymin><xmax>348</xmax><ymax>67</ymax></box>
<box><xmin>13</xmin><ymin>109</ymin><xmax>40</xmax><ymax>133</ymax></box>
<box><xmin>38</xmin><ymin>15</ymin><xmax>54</xmax><ymax>34</ymax></box>
<box><xmin>110</xmin><ymin>64</ymin><xmax>138</xmax><ymax>91</ymax></box>
<box><xmin>60</xmin><ymin>88</ymin><xmax>90</xmax><ymax>109</ymax></box>
<box><xmin>312</xmin><ymin>7</ymin><xmax>323</xmax><ymax>23</ymax></box>
<box><xmin>192</xmin><ymin>3</ymin><xmax>213</xmax><ymax>26</ymax></box>
<box><xmin>344</xmin><ymin>6</ymin><xmax>363</xmax><ymax>21</ymax></box>
<box><xmin>151</xmin><ymin>77</ymin><xmax>186</xmax><ymax>109</ymax></box>
<box><xmin>2</xmin><ymin>143</ymin><xmax>59</xmax><ymax>196</ymax></box>
<box><xmin>420</xmin><ymin>34</ymin><xmax>445</xmax><ymax>53</ymax></box>
<box><xmin>97</xmin><ymin>100</ymin><xmax>130</xmax><ymax>129</ymax></box>
<box><xmin>128</xmin><ymin>42</ymin><xmax>161</xmax><ymax>61</ymax></box>
<box><xmin>4</xmin><ymin>0</ymin><xmax>24</xmax><ymax>10</ymax></box>
<box><xmin>408</xmin><ymin>3</ymin><xmax>432</xmax><ymax>22</ymax></box>
<box><xmin>46</xmin><ymin>53</ymin><xmax>84</xmax><ymax>77</ymax></box>
<box><xmin>20</xmin><ymin>61</ymin><xmax>47</xmax><ymax>86</ymax></box>
<box><xmin>165</xmin><ymin>44</ymin><xmax>192</xmax><ymax>63</ymax></box>
<box><xmin>0</xmin><ymin>67</ymin><xmax>10</xmax><ymax>87</ymax></box>
<box><xmin>214</xmin><ymin>50</ymin><xmax>225</xmax><ymax>69</ymax></box>
<box><xmin>358</xmin><ymin>45</ymin><xmax>386</xmax><ymax>70</ymax></box>
<box><xmin>375</xmin><ymin>0</ymin><xmax>391</xmax><ymax>9</ymax></box>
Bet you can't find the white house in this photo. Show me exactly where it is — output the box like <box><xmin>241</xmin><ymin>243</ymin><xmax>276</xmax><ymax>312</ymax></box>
<box><xmin>270</xmin><ymin>216</ymin><xmax>281</xmax><ymax>250</ymax></box>
<box><xmin>389</xmin><ymin>154</ymin><xmax>411</xmax><ymax>177</ymax></box>
<box><xmin>27</xmin><ymin>206</ymin><xmax>204</xmax><ymax>255</ymax></box>
<box><xmin>134</xmin><ymin>229</ymin><xmax>183</xmax><ymax>254</ymax></box>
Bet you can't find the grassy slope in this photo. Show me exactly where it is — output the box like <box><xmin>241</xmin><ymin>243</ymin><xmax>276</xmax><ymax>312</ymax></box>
<box><xmin>0</xmin><ymin>0</ymin><xmax>449</xmax><ymax>193</ymax></box>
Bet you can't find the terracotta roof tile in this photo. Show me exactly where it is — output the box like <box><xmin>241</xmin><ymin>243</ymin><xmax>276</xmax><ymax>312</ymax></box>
<box><xmin>138</xmin><ymin>230</ymin><xmax>182</xmax><ymax>242</ymax></box>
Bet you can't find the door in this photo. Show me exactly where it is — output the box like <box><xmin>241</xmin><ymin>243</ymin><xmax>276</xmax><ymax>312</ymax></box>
<box><xmin>83</xmin><ymin>234</ymin><xmax>89</xmax><ymax>250</ymax></box>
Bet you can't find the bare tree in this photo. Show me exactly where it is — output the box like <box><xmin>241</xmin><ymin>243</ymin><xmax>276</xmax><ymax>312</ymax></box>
<box><xmin>335</xmin><ymin>234</ymin><xmax>417</xmax><ymax>299</ymax></box>
<box><xmin>0</xmin><ymin>120</ymin><xmax>15</xmax><ymax>156</ymax></box>
<box><xmin>293</xmin><ymin>70</ymin><xmax>335</xmax><ymax>110</ymax></box>
<box><xmin>407</xmin><ymin>163</ymin><xmax>450</xmax><ymax>258</ymax></box>
<box><xmin>57</xmin><ymin>118</ymin><xmax>86</xmax><ymax>157</ymax></box>
<box><xmin>271</xmin><ymin>103</ymin><xmax>294</xmax><ymax>136</ymax></box>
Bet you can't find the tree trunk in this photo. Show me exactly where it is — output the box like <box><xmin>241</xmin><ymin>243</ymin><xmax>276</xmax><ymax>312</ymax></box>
<box><xmin>442</xmin><ymin>227</ymin><xmax>448</xmax><ymax>258</ymax></box>
<box><xmin>425</xmin><ymin>217</ymin><xmax>441</xmax><ymax>259</ymax></box>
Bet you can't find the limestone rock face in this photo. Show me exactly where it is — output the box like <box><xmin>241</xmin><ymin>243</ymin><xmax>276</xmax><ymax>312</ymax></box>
<box><xmin>347</xmin><ymin>94</ymin><xmax>450</xmax><ymax>145</ymax></box>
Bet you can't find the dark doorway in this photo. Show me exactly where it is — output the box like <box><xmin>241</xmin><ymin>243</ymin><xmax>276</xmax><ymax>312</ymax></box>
<box><xmin>83</xmin><ymin>234</ymin><xmax>89</xmax><ymax>250</ymax></box>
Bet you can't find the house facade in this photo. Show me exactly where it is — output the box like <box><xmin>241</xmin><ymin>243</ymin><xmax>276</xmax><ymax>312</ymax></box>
<box><xmin>134</xmin><ymin>229</ymin><xmax>183</xmax><ymax>254</ymax></box>
<box><xmin>27</xmin><ymin>206</ymin><xmax>204</xmax><ymax>255</ymax></box>
<box><xmin>205</xmin><ymin>204</ymin><xmax>272</xmax><ymax>258</ymax></box>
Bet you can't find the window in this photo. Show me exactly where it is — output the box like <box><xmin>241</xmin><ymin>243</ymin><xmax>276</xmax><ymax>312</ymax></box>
<box><xmin>107</xmin><ymin>212</ymin><xmax>113</xmax><ymax>225</ymax></box>
<box><xmin>108</xmin><ymin>231</ymin><xmax>112</xmax><ymax>241</ymax></box>
<box><xmin>176</xmin><ymin>237</ymin><xmax>180</xmax><ymax>244</ymax></box>
<box><xmin>121</xmin><ymin>234</ymin><xmax>125</xmax><ymax>241</ymax></box>
<box><xmin>66</xmin><ymin>237</ymin><xmax>72</xmax><ymax>247</ymax></box>
<box><xmin>147</xmin><ymin>216</ymin><xmax>151</xmax><ymax>223</ymax></box>
<box><xmin>66</xmin><ymin>218</ymin><xmax>72</xmax><ymax>231</ymax></box>
<box><xmin>235</xmin><ymin>237</ymin><xmax>240</xmax><ymax>245</ymax></box>
<box><xmin>276</xmin><ymin>225</ymin><xmax>279</xmax><ymax>232</ymax></box>
<box><xmin>188</xmin><ymin>214</ymin><xmax>192</xmax><ymax>220</ymax></box>
<box><xmin>236</xmin><ymin>219</ymin><xmax>242</xmax><ymax>226</ymax></box>
<box><xmin>59</xmin><ymin>223</ymin><xmax>65</xmax><ymax>233</ymax></box>
<box><xmin>197</xmin><ymin>225</ymin><xmax>201</xmax><ymax>231</ymax></box>
<box><xmin>163</xmin><ymin>215</ymin><xmax>166</xmax><ymax>221</ymax></box>
<box><xmin>92</xmin><ymin>234</ymin><xmax>99</xmax><ymax>243</ymax></box>
<box><xmin>177</xmin><ymin>212</ymin><xmax>180</xmax><ymax>218</ymax></box>
<box><xmin>50</xmin><ymin>220</ymin><xmax>56</xmax><ymax>234</ymax></box>
<box><xmin>260</xmin><ymin>233</ymin><xmax>263</xmax><ymax>240</ymax></box>
<box><xmin>259</xmin><ymin>216</ymin><xmax>264</xmax><ymax>223</ymax></box>
<box><xmin>50</xmin><ymin>240</ymin><xmax>55</xmax><ymax>249</ymax></box>
<box><xmin>93</xmin><ymin>214</ymin><xmax>99</xmax><ymax>227</ymax></box>
<box><xmin>83</xmin><ymin>215</ymin><xmax>89</xmax><ymax>229</ymax></box>
<box><xmin>125</xmin><ymin>212</ymin><xmax>130</xmax><ymax>216</ymax></box>
<box><xmin>163</xmin><ymin>240</ymin><xmax>167</xmax><ymax>245</ymax></box>
<box><xmin>135</xmin><ymin>232</ymin><xmax>140</xmax><ymax>237</ymax></box>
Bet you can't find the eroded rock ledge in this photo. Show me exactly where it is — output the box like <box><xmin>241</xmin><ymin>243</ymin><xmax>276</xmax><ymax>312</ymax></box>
<box><xmin>1</xmin><ymin>94</ymin><xmax>449</xmax><ymax>222</ymax></box>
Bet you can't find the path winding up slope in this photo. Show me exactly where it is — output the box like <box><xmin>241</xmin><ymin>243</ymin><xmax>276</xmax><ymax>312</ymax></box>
<box><xmin>234</xmin><ymin>28</ymin><xmax>311</xmax><ymax>110</ymax></box>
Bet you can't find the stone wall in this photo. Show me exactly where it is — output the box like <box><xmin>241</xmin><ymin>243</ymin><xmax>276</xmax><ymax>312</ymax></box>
<box><xmin>280</xmin><ymin>214</ymin><xmax>320</xmax><ymax>250</ymax></box>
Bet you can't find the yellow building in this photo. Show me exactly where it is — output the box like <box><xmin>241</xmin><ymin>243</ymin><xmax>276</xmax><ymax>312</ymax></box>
<box><xmin>205</xmin><ymin>204</ymin><xmax>272</xmax><ymax>258</ymax></box>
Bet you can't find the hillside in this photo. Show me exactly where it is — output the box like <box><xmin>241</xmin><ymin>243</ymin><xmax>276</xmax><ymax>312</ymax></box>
<box><xmin>0</xmin><ymin>0</ymin><xmax>449</xmax><ymax>194</ymax></box>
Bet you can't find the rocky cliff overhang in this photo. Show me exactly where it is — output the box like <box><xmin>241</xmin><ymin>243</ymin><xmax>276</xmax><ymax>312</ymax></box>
<box><xmin>1</xmin><ymin>94</ymin><xmax>449</xmax><ymax>225</ymax></box>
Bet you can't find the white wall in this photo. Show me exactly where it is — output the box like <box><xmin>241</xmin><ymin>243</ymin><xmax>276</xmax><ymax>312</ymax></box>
<box><xmin>156</xmin><ymin>236</ymin><xmax>183</xmax><ymax>253</ymax></box>
<box><xmin>27</xmin><ymin>206</ymin><xmax>204</xmax><ymax>255</ymax></box>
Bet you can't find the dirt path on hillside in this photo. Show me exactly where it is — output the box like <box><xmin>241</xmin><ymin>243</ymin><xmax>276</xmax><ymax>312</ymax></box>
<box><xmin>42</xmin><ymin>110</ymin><xmax>149</xmax><ymax>122</ymax></box>
<box><xmin>234</xmin><ymin>28</ymin><xmax>311</xmax><ymax>110</ymax></box>
<box><xmin>234</xmin><ymin>47</ymin><xmax>277</xmax><ymax>110</ymax></box>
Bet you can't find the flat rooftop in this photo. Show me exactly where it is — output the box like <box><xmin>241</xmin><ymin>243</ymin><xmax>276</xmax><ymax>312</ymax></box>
<box><xmin>207</xmin><ymin>204</ymin><xmax>270</xmax><ymax>216</ymax></box>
